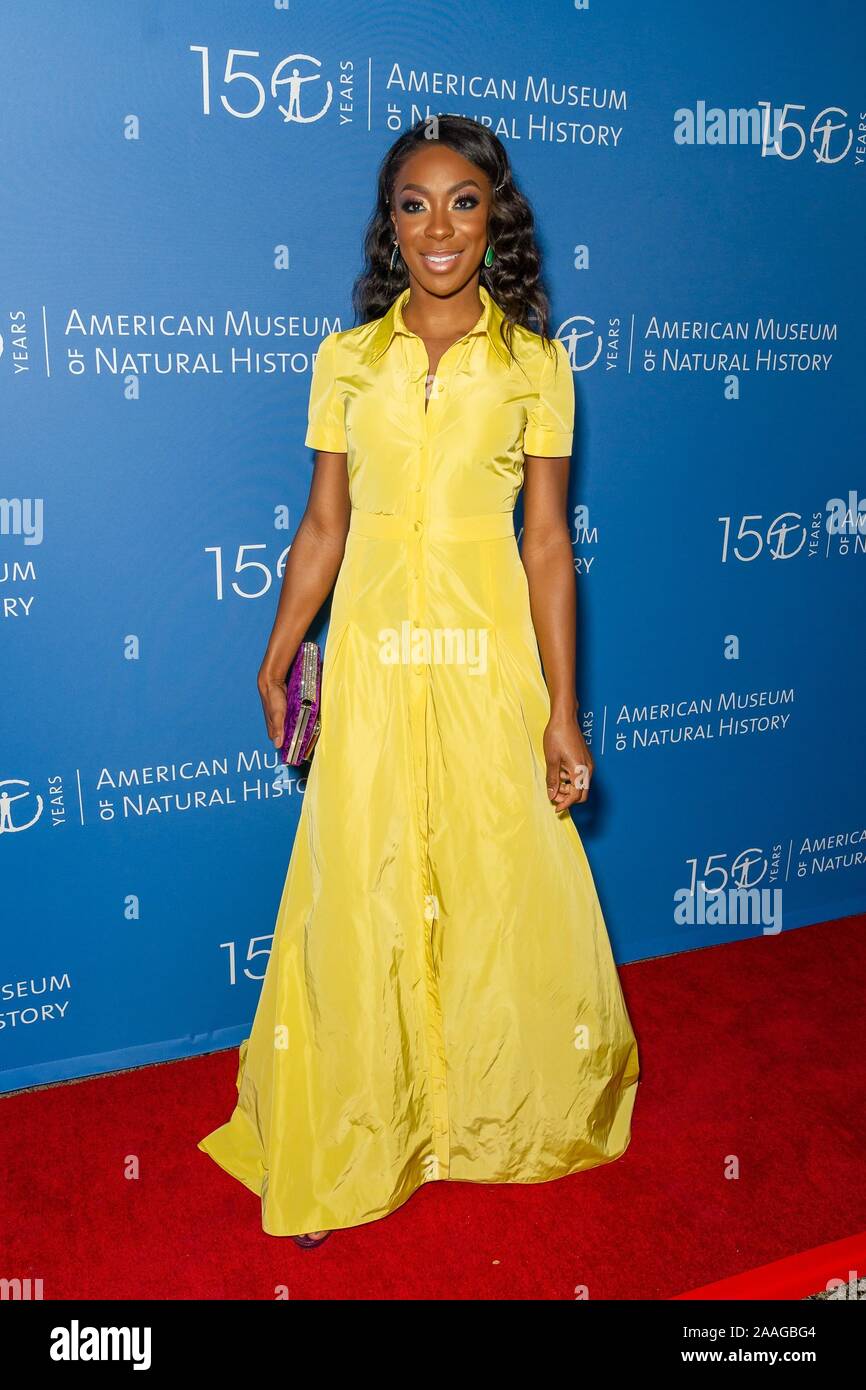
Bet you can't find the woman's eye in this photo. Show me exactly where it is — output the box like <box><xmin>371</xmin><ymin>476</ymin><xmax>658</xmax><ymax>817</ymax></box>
<box><xmin>398</xmin><ymin>194</ymin><xmax>481</xmax><ymax>214</ymax></box>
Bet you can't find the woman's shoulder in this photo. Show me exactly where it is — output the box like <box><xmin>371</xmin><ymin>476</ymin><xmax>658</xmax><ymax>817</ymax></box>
<box><xmin>323</xmin><ymin>297</ymin><xmax>398</xmax><ymax>346</ymax></box>
<box><xmin>501</xmin><ymin>318</ymin><xmax>569</xmax><ymax>376</ymax></box>
<box><xmin>313</xmin><ymin>318</ymin><xmax>388</xmax><ymax>374</ymax></box>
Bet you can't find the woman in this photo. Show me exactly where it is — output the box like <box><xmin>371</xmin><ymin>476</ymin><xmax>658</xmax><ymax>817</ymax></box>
<box><xmin>198</xmin><ymin>115</ymin><xmax>640</xmax><ymax>1247</ymax></box>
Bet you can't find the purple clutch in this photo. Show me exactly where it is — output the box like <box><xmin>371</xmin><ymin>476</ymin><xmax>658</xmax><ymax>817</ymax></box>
<box><xmin>280</xmin><ymin>640</ymin><xmax>322</xmax><ymax>765</ymax></box>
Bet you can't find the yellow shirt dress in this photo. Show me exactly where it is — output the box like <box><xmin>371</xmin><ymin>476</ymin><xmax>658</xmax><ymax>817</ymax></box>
<box><xmin>198</xmin><ymin>284</ymin><xmax>640</xmax><ymax>1236</ymax></box>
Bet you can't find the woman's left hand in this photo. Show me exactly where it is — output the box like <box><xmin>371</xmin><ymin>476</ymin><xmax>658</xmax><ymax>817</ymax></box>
<box><xmin>543</xmin><ymin>712</ymin><xmax>594</xmax><ymax>811</ymax></box>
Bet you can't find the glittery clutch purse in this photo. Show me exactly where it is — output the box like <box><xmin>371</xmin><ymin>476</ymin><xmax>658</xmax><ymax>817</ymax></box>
<box><xmin>281</xmin><ymin>640</ymin><xmax>322</xmax><ymax>765</ymax></box>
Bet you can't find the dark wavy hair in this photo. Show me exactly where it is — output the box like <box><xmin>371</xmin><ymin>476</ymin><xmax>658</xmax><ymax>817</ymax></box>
<box><xmin>351</xmin><ymin>115</ymin><xmax>556</xmax><ymax>361</ymax></box>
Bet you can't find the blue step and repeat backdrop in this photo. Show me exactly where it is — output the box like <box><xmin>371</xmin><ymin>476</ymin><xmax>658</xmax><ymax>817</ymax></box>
<box><xmin>2</xmin><ymin>2</ymin><xmax>864</xmax><ymax>1091</ymax></box>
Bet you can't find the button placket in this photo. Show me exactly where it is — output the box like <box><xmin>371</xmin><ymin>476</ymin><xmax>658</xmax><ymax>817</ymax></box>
<box><xmin>403</xmin><ymin>341</ymin><xmax>450</xmax><ymax>1177</ymax></box>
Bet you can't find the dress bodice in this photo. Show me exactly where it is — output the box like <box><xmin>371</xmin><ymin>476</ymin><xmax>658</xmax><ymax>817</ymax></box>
<box><xmin>305</xmin><ymin>284</ymin><xmax>575</xmax><ymax>520</ymax></box>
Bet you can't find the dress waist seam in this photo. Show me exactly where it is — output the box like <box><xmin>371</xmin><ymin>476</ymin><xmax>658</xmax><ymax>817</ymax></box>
<box><xmin>348</xmin><ymin>509</ymin><xmax>515</xmax><ymax>542</ymax></box>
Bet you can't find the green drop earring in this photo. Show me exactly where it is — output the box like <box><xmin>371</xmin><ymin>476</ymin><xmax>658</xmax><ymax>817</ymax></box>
<box><xmin>483</xmin><ymin>244</ymin><xmax>495</xmax><ymax>268</ymax></box>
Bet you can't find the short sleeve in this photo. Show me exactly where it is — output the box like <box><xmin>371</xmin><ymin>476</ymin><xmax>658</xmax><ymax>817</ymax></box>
<box><xmin>304</xmin><ymin>331</ymin><xmax>347</xmax><ymax>452</ymax></box>
<box><xmin>523</xmin><ymin>337</ymin><xmax>574</xmax><ymax>458</ymax></box>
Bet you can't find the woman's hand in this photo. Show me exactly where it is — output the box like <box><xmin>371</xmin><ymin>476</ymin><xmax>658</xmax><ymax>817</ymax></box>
<box><xmin>258</xmin><ymin>666</ymin><xmax>291</xmax><ymax>751</ymax></box>
<box><xmin>543</xmin><ymin>710</ymin><xmax>594</xmax><ymax>812</ymax></box>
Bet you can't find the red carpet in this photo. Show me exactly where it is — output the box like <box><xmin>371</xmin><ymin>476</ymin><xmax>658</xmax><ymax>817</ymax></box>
<box><xmin>2</xmin><ymin>913</ymin><xmax>864</xmax><ymax>1300</ymax></box>
<box><xmin>675</xmin><ymin>1229</ymin><xmax>866</xmax><ymax>1300</ymax></box>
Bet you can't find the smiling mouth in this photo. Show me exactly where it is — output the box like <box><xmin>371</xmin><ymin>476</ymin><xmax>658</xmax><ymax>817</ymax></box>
<box><xmin>420</xmin><ymin>250</ymin><xmax>463</xmax><ymax>269</ymax></box>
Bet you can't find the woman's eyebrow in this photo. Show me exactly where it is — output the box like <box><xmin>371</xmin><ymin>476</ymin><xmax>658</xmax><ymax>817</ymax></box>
<box><xmin>396</xmin><ymin>178</ymin><xmax>483</xmax><ymax>195</ymax></box>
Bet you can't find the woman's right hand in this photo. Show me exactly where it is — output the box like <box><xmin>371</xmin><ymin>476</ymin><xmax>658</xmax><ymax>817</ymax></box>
<box><xmin>258</xmin><ymin>665</ymin><xmax>291</xmax><ymax>751</ymax></box>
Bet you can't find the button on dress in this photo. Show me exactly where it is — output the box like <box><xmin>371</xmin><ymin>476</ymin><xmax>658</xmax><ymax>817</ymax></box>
<box><xmin>197</xmin><ymin>284</ymin><xmax>640</xmax><ymax>1236</ymax></box>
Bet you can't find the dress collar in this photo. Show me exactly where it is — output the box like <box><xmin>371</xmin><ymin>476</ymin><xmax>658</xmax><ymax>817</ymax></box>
<box><xmin>366</xmin><ymin>283</ymin><xmax>511</xmax><ymax>366</ymax></box>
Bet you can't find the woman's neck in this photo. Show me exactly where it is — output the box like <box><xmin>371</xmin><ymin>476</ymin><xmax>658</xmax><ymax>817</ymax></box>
<box><xmin>401</xmin><ymin>277</ymin><xmax>484</xmax><ymax>340</ymax></box>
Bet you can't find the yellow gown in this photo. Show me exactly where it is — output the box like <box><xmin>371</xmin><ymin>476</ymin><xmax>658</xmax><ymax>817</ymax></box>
<box><xmin>198</xmin><ymin>284</ymin><xmax>640</xmax><ymax>1236</ymax></box>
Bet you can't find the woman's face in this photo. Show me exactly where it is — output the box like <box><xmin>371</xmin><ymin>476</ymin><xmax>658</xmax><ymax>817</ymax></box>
<box><xmin>390</xmin><ymin>143</ymin><xmax>492</xmax><ymax>297</ymax></box>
